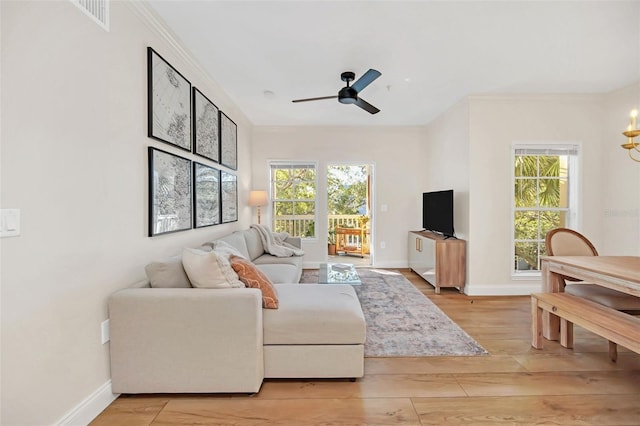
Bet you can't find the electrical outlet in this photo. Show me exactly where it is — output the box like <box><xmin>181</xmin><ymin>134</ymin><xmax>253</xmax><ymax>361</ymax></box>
<box><xmin>380</xmin><ymin>241</ymin><xmax>386</xmax><ymax>249</ymax></box>
<box><xmin>0</xmin><ymin>209</ymin><xmax>20</xmax><ymax>238</ymax></box>
<box><xmin>101</xmin><ymin>319</ymin><xmax>110</xmax><ymax>344</ymax></box>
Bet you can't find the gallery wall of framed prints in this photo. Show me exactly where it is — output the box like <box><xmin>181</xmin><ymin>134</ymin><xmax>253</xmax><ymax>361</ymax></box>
<box><xmin>148</xmin><ymin>147</ymin><xmax>192</xmax><ymax>237</ymax></box>
<box><xmin>220</xmin><ymin>111</ymin><xmax>237</xmax><ymax>170</ymax></box>
<box><xmin>221</xmin><ymin>171</ymin><xmax>238</xmax><ymax>223</ymax></box>
<box><xmin>193</xmin><ymin>87</ymin><xmax>220</xmax><ymax>163</ymax></box>
<box><xmin>147</xmin><ymin>47</ymin><xmax>192</xmax><ymax>152</ymax></box>
<box><xmin>193</xmin><ymin>162</ymin><xmax>221</xmax><ymax>228</ymax></box>
<box><xmin>146</xmin><ymin>46</ymin><xmax>238</xmax><ymax>237</ymax></box>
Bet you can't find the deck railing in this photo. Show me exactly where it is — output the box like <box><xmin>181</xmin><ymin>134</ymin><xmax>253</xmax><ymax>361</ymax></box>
<box><xmin>272</xmin><ymin>216</ymin><xmax>316</xmax><ymax>237</ymax></box>
<box><xmin>328</xmin><ymin>215</ymin><xmax>362</xmax><ymax>230</ymax></box>
<box><xmin>272</xmin><ymin>214</ymin><xmax>367</xmax><ymax>251</ymax></box>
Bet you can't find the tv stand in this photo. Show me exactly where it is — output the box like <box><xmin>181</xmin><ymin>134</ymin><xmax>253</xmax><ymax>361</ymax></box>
<box><xmin>408</xmin><ymin>231</ymin><xmax>466</xmax><ymax>294</ymax></box>
<box><xmin>422</xmin><ymin>229</ymin><xmax>457</xmax><ymax>240</ymax></box>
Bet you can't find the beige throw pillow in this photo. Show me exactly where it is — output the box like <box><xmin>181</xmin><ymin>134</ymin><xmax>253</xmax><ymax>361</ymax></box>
<box><xmin>182</xmin><ymin>248</ymin><xmax>243</xmax><ymax>289</ymax></box>
<box><xmin>214</xmin><ymin>251</ymin><xmax>245</xmax><ymax>288</ymax></box>
<box><xmin>145</xmin><ymin>256</ymin><xmax>192</xmax><ymax>288</ymax></box>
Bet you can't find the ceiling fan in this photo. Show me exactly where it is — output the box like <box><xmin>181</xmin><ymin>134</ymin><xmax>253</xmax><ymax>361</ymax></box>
<box><xmin>292</xmin><ymin>69</ymin><xmax>382</xmax><ymax>114</ymax></box>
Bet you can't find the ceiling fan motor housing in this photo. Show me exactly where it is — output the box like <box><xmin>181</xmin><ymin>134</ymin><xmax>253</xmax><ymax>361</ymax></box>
<box><xmin>338</xmin><ymin>86</ymin><xmax>358</xmax><ymax>104</ymax></box>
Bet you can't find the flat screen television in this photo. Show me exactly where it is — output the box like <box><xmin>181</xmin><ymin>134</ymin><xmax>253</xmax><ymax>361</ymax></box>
<box><xmin>422</xmin><ymin>190</ymin><xmax>455</xmax><ymax>237</ymax></box>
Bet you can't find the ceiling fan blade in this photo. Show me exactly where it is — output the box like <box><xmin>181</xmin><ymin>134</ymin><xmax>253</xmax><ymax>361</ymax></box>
<box><xmin>354</xmin><ymin>97</ymin><xmax>380</xmax><ymax>114</ymax></box>
<box><xmin>351</xmin><ymin>69</ymin><xmax>381</xmax><ymax>93</ymax></box>
<box><xmin>292</xmin><ymin>95</ymin><xmax>338</xmax><ymax>103</ymax></box>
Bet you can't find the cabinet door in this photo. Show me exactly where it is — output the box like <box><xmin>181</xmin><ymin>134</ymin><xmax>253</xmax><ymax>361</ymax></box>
<box><xmin>435</xmin><ymin>241</ymin><xmax>466</xmax><ymax>286</ymax></box>
<box><xmin>408</xmin><ymin>234</ymin><xmax>435</xmax><ymax>275</ymax></box>
<box><xmin>421</xmin><ymin>236</ymin><xmax>435</xmax><ymax>269</ymax></box>
<box><xmin>408</xmin><ymin>233</ymin><xmax>421</xmax><ymax>269</ymax></box>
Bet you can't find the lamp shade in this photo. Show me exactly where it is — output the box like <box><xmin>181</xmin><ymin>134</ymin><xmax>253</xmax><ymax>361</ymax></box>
<box><xmin>248</xmin><ymin>190</ymin><xmax>268</xmax><ymax>207</ymax></box>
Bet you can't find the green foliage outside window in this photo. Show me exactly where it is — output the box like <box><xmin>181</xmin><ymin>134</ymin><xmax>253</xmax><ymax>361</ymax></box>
<box><xmin>514</xmin><ymin>155</ymin><xmax>568</xmax><ymax>271</ymax></box>
<box><xmin>327</xmin><ymin>165</ymin><xmax>368</xmax><ymax>215</ymax></box>
<box><xmin>271</xmin><ymin>165</ymin><xmax>316</xmax><ymax>237</ymax></box>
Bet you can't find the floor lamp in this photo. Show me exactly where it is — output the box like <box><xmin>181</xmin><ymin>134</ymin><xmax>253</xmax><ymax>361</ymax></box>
<box><xmin>248</xmin><ymin>190</ymin><xmax>268</xmax><ymax>224</ymax></box>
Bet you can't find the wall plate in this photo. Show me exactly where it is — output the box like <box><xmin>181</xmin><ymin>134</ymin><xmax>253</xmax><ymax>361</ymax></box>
<box><xmin>1</xmin><ymin>209</ymin><xmax>20</xmax><ymax>237</ymax></box>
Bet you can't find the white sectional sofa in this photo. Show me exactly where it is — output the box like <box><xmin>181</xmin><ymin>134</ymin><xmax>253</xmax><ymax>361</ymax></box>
<box><xmin>108</xmin><ymin>228</ymin><xmax>366</xmax><ymax>394</ymax></box>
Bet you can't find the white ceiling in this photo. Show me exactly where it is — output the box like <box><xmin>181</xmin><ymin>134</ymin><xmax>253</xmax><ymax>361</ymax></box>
<box><xmin>147</xmin><ymin>1</ymin><xmax>640</xmax><ymax>127</ymax></box>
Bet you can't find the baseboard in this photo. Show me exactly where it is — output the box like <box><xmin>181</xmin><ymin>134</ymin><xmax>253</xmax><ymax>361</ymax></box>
<box><xmin>55</xmin><ymin>380</ymin><xmax>119</xmax><ymax>426</ymax></box>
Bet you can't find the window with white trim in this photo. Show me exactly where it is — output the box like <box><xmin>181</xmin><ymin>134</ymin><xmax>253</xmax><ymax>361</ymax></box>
<box><xmin>269</xmin><ymin>162</ymin><xmax>317</xmax><ymax>238</ymax></box>
<box><xmin>512</xmin><ymin>144</ymin><xmax>579</xmax><ymax>275</ymax></box>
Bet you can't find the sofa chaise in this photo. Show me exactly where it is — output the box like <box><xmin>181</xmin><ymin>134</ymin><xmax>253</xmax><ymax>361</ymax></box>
<box><xmin>108</xmin><ymin>227</ymin><xmax>366</xmax><ymax>394</ymax></box>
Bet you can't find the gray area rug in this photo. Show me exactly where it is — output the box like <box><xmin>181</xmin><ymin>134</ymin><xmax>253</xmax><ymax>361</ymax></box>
<box><xmin>300</xmin><ymin>268</ymin><xmax>488</xmax><ymax>357</ymax></box>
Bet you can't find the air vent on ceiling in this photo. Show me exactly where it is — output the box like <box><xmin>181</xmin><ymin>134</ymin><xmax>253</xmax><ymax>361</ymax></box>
<box><xmin>70</xmin><ymin>0</ymin><xmax>109</xmax><ymax>31</ymax></box>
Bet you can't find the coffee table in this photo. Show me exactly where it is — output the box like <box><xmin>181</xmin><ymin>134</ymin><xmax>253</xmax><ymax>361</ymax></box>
<box><xmin>318</xmin><ymin>263</ymin><xmax>361</xmax><ymax>285</ymax></box>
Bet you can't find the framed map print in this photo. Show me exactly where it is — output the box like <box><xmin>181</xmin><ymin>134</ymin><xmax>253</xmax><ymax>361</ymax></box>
<box><xmin>220</xmin><ymin>111</ymin><xmax>237</xmax><ymax>170</ymax></box>
<box><xmin>192</xmin><ymin>87</ymin><xmax>219</xmax><ymax>162</ymax></box>
<box><xmin>221</xmin><ymin>171</ymin><xmax>238</xmax><ymax>223</ymax></box>
<box><xmin>147</xmin><ymin>47</ymin><xmax>191</xmax><ymax>151</ymax></box>
<box><xmin>193</xmin><ymin>162</ymin><xmax>220</xmax><ymax>228</ymax></box>
<box><xmin>148</xmin><ymin>147</ymin><xmax>192</xmax><ymax>236</ymax></box>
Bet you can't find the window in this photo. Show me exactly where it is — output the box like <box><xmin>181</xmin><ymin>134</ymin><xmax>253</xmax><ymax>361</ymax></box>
<box><xmin>512</xmin><ymin>144</ymin><xmax>579</xmax><ymax>275</ymax></box>
<box><xmin>269</xmin><ymin>162</ymin><xmax>317</xmax><ymax>238</ymax></box>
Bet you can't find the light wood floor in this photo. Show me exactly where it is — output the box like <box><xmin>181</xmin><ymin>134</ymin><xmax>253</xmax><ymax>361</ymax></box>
<box><xmin>92</xmin><ymin>270</ymin><xmax>640</xmax><ymax>425</ymax></box>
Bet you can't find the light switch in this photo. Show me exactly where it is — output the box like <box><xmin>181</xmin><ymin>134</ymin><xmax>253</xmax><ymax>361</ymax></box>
<box><xmin>380</xmin><ymin>204</ymin><xmax>388</xmax><ymax>212</ymax></box>
<box><xmin>1</xmin><ymin>209</ymin><xmax>21</xmax><ymax>237</ymax></box>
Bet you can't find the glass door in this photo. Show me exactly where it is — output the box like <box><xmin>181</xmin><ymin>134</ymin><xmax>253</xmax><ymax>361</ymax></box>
<box><xmin>326</xmin><ymin>164</ymin><xmax>372</xmax><ymax>266</ymax></box>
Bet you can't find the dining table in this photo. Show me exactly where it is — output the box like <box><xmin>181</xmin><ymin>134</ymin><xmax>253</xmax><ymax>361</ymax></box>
<box><xmin>540</xmin><ymin>255</ymin><xmax>640</xmax><ymax>340</ymax></box>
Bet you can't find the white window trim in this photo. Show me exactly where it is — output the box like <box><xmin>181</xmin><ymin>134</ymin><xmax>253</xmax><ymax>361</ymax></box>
<box><xmin>510</xmin><ymin>142</ymin><xmax>582</xmax><ymax>279</ymax></box>
<box><xmin>269</xmin><ymin>161</ymin><xmax>318</xmax><ymax>240</ymax></box>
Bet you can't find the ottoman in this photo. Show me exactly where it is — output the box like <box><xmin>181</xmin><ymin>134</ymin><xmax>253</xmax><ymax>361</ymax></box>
<box><xmin>263</xmin><ymin>283</ymin><xmax>366</xmax><ymax>378</ymax></box>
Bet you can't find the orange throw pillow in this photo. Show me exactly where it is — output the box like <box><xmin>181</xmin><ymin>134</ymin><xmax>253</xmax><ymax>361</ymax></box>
<box><xmin>229</xmin><ymin>256</ymin><xmax>279</xmax><ymax>309</ymax></box>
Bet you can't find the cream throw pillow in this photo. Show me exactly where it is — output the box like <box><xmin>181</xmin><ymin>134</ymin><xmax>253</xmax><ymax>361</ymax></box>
<box><xmin>182</xmin><ymin>248</ymin><xmax>243</xmax><ymax>289</ymax></box>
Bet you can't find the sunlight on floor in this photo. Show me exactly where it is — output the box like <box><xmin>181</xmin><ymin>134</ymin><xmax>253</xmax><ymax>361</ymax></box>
<box><xmin>366</xmin><ymin>269</ymin><xmax>401</xmax><ymax>276</ymax></box>
<box><xmin>328</xmin><ymin>254</ymin><xmax>371</xmax><ymax>267</ymax></box>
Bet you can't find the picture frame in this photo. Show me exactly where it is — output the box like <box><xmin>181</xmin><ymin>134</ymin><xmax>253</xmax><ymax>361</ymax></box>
<box><xmin>193</xmin><ymin>162</ymin><xmax>221</xmax><ymax>228</ymax></box>
<box><xmin>148</xmin><ymin>147</ymin><xmax>192</xmax><ymax>236</ymax></box>
<box><xmin>220</xmin><ymin>111</ymin><xmax>237</xmax><ymax>170</ymax></box>
<box><xmin>192</xmin><ymin>87</ymin><xmax>220</xmax><ymax>163</ymax></box>
<box><xmin>147</xmin><ymin>47</ymin><xmax>192</xmax><ymax>151</ymax></box>
<box><xmin>221</xmin><ymin>171</ymin><xmax>238</xmax><ymax>223</ymax></box>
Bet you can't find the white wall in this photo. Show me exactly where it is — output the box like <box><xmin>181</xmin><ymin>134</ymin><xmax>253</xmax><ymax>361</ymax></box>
<box><xmin>601</xmin><ymin>83</ymin><xmax>640</xmax><ymax>255</ymax></box>
<box><xmin>423</xmin><ymin>99</ymin><xmax>471</xmax><ymax>241</ymax></box>
<box><xmin>251</xmin><ymin>126</ymin><xmax>427</xmax><ymax>268</ymax></box>
<box><xmin>0</xmin><ymin>2</ymin><xmax>253</xmax><ymax>424</ymax></box>
<box><xmin>466</xmin><ymin>94</ymin><xmax>606</xmax><ymax>295</ymax></box>
<box><xmin>423</xmin><ymin>89</ymin><xmax>640</xmax><ymax>296</ymax></box>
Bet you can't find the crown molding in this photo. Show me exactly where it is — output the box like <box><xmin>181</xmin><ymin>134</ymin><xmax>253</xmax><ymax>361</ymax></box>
<box><xmin>467</xmin><ymin>93</ymin><xmax>604</xmax><ymax>102</ymax></box>
<box><xmin>123</xmin><ymin>1</ymin><xmax>251</xmax><ymax>127</ymax></box>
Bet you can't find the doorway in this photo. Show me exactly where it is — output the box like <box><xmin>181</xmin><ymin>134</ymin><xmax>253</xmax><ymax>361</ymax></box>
<box><xmin>326</xmin><ymin>164</ymin><xmax>372</xmax><ymax>266</ymax></box>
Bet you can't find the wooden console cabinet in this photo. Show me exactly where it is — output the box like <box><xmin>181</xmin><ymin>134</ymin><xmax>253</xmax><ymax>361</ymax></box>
<box><xmin>408</xmin><ymin>231</ymin><xmax>466</xmax><ymax>294</ymax></box>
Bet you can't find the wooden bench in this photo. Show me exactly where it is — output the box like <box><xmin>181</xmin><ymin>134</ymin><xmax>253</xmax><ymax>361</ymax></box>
<box><xmin>531</xmin><ymin>292</ymin><xmax>640</xmax><ymax>361</ymax></box>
